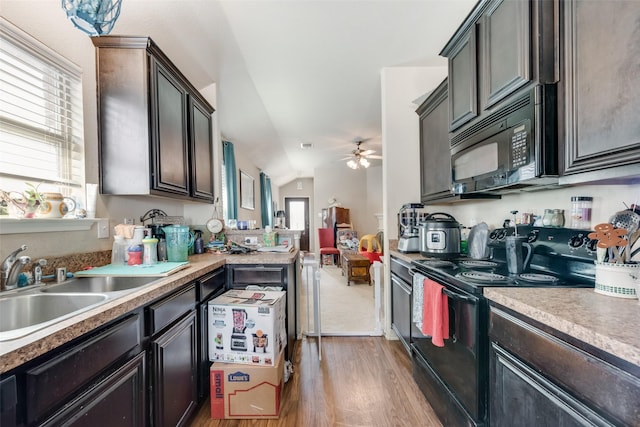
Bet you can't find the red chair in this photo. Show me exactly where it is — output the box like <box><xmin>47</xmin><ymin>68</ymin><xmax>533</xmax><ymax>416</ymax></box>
<box><xmin>318</xmin><ymin>227</ymin><xmax>340</xmax><ymax>268</ymax></box>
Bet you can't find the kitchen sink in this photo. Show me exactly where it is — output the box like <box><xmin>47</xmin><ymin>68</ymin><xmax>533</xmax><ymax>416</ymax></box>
<box><xmin>0</xmin><ymin>293</ymin><xmax>109</xmax><ymax>341</ymax></box>
<box><xmin>40</xmin><ymin>276</ymin><xmax>158</xmax><ymax>294</ymax></box>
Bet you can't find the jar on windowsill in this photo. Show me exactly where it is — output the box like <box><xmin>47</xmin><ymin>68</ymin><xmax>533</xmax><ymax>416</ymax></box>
<box><xmin>542</xmin><ymin>209</ymin><xmax>554</xmax><ymax>227</ymax></box>
<box><xmin>550</xmin><ymin>209</ymin><xmax>565</xmax><ymax>227</ymax></box>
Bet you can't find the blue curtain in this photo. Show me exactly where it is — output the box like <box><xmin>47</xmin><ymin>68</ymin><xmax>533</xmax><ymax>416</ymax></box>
<box><xmin>222</xmin><ymin>141</ymin><xmax>238</xmax><ymax>220</ymax></box>
<box><xmin>260</xmin><ymin>172</ymin><xmax>273</xmax><ymax>228</ymax></box>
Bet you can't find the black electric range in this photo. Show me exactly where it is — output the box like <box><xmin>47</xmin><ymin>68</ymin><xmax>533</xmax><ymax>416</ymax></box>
<box><xmin>413</xmin><ymin>225</ymin><xmax>596</xmax><ymax>292</ymax></box>
<box><xmin>409</xmin><ymin>226</ymin><xmax>597</xmax><ymax>427</ymax></box>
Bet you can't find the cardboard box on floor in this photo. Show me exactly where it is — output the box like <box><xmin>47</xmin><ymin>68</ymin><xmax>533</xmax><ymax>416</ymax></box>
<box><xmin>210</xmin><ymin>351</ymin><xmax>284</xmax><ymax>419</ymax></box>
<box><xmin>208</xmin><ymin>289</ymin><xmax>286</xmax><ymax>366</ymax></box>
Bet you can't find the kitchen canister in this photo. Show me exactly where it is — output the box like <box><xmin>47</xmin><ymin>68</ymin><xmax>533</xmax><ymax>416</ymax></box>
<box><xmin>570</xmin><ymin>196</ymin><xmax>593</xmax><ymax>229</ymax></box>
<box><xmin>594</xmin><ymin>261</ymin><xmax>639</xmax><ymax>299</ymax></box>
<box><xmin>163</xmin><ymin>225</ymin><xmax>194</xmax><ymax>262</ymax></box>
<box><xmin>37</xmin><ymin>192</ymin><xmax>76</xmax><ymax>218</ymax></box>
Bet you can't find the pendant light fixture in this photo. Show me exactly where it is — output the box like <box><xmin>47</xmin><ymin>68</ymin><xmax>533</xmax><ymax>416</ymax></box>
<box><xmin>61</xmin><ymin>0</ymin><xmax>122</xmax><ymax>36</ymax></box>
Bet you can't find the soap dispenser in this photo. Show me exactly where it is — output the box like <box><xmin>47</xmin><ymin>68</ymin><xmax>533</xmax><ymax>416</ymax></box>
<box><xmin>193</xmin><ymin>230</ymin><xmax>204</xmax><ymax>254</ymax></box>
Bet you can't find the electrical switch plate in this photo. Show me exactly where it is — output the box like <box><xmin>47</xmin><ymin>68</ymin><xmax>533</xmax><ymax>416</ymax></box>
<box><xmin>97</xmin><ymin>219</ymin><xmax>109</xmax><ymax>239</ymax></box>
<box><xmin>244</xmin><ymin>236</ymin><xmax>258</xmax><ymax>245</ymax></box>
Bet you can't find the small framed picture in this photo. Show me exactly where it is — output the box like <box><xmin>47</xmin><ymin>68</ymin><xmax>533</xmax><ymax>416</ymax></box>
<box><xmin>240</xmin><ymin>170</ymin><xmax>255</xmax><ymax>210</ymax></box>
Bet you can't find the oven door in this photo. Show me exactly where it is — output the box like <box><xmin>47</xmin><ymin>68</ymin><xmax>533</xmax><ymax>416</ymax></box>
<box><xmin>411</xmin><ymin>277</ymin><xmax>485</xmax><ymax>422</ymax></box>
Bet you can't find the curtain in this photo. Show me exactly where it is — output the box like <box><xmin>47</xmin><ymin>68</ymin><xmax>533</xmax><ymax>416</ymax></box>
<box><xmin>260</xmin><ymin>172</ymin><xmax>273</xmax><ymax>228</ymax></box>
<box><xmin>222</xmin><ymin>141</ymin><xmax>238</xmax><ymax>220</ymax></box>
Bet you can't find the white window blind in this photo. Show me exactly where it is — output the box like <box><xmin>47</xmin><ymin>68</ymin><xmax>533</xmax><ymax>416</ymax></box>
<box><xmin>0</xmin><ymin>18</ymin><xmax>84</xmax><ymax>198</ymax></box>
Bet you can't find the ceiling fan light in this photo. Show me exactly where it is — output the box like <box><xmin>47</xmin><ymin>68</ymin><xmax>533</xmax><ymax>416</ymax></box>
<box><xmin>360</xmin><ymin>158</ymin><xmax>370</xmax><ymax>168</ymax></box>
<box><xmin>347</xmin><ymin>159</ymin><xmax>358</xmax><ymax>169</ymax></box>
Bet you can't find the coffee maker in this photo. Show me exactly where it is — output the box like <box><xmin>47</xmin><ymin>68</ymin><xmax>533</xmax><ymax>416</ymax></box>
<box><xmin>398</xmin><ymin>203</ymin><xmax>427</xmax><ymax>253</ymax></box>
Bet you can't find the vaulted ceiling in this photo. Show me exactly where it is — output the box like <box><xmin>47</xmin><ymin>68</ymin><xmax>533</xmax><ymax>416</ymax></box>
<box><xmin>23</xmin><ymin>0</ymin><xmax>478</xmax><ymax>186</ymax></box>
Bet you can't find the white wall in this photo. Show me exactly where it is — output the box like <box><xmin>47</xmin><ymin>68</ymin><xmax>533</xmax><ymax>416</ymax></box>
<box><xmin>381</xmin><ymin>66</ymin><xmax>448</xmax><ymax>246</ymax></box>
<box><xmin>438</xmin><ymin>184</ymin><xmax>638</xmax><ymax>230</ymax></box>
<box><xmin>233</xmin><ymin>152</ymin><xmax>263</xmax><ymax>225</ymax></box>
<box><xmin>0</xmin><ymin>4</ymin><xmax>222</xmax><ymax>260</ymax></box>
<box><xmin>312</xmin><ymin>164</ymin><xmax>382</xmax><ymax>252</ymax></box>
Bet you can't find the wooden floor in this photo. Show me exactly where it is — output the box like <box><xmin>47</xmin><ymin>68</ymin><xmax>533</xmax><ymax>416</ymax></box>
<box><xmin>189</xmin><ymin>336</ymin><xmax>442</xmax><ymax>427</ymax></box>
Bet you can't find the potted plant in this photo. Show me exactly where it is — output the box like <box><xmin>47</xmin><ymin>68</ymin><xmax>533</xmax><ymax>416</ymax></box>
<box><xmin>0</xmin><ymin>183</ymin><xmax>44</xmax><ymax>218</ymax></box>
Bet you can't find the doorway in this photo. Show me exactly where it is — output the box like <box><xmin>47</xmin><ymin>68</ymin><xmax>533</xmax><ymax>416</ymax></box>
<box><xmin>285</xmin><ymin>197</ymin><xmax>309</xmax><ymax>252</ymax></box>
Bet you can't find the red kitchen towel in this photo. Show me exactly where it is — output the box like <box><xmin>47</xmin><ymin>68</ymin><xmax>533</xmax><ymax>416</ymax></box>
<box><xmin>421</xmin><ymin>278</ymin><xmax>449</xmax><ymax>347</ymax></box>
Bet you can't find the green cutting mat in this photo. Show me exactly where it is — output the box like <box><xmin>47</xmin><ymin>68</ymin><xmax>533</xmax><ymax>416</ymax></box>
<box><xmin>74</xmin><ymin>262</ymin><xmax>190</xmax><ymax>277</ymax></box>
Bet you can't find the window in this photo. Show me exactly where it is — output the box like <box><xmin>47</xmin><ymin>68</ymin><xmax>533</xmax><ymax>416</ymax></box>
<box><xmin>0</xmin><ymin>18</ymin><xmax>84</xmax><ymax>202</ymax></box>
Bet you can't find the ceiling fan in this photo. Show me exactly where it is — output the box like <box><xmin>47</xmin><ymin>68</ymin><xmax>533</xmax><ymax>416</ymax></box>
<box><xmin>341</xmin><ymin>139</ymin><xmax>382</xmax><ymax>169</ymax></box>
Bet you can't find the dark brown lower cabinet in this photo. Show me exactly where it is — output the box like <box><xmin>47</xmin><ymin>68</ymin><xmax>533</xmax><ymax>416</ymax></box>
<box><xmin>150</xmin><ymin>311</ymin><xmax>198</xmax><ymax>427</ymax></box>
<box><xmin>40</xmin><ymin>352</ymin><xmax>146</xmax><ymax>427</ymax></box>
<box><xmin>0</xmin><ymin>275</ymin><xmax>216</xmax><ymax>427</ymax></box>
<box><xmin>489</xmin><ymin>306</ymin><xmax>640</xmax><ymax>427</ymax></box>
<box><xmin>25</xmin><ymin>313</ymin><xmax>143</xmax><ymax>427</ymax></box>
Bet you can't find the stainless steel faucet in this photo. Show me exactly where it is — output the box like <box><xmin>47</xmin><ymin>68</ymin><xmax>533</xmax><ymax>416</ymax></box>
<box><xmin>1</xmin><ymin>245</ymin><xmax>30</xmax><ymax>291</ymax></box>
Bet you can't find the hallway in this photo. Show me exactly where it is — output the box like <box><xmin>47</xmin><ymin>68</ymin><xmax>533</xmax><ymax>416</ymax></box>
<box><xmin>299</xmin><ymin>262</ymin><xmax>377</xmax><ymax>336</ymax></box>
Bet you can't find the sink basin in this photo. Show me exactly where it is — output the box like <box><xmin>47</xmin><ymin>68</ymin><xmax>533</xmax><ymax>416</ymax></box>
<box><xmin>40</xmin><ymin>276</ymin><xmax>158</xmax><ymax>294</ymax></box>
<box><xmin>0</xmin><ymin>293</ymin><xmax>109</xmax><ymax>341</ymax></box>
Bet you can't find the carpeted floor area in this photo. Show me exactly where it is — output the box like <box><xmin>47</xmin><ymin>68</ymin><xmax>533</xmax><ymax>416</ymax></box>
<box><xmin>299</xmin><ymin>262</ymin><xmax>376</xmax><ymax>336</ymax></box>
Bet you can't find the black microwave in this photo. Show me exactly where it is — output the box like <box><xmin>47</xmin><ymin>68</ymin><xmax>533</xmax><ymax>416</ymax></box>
<box><xmin>450</xmin><ymin>84</ymin><xmax>559</xmax><ymax>194</ymax></box>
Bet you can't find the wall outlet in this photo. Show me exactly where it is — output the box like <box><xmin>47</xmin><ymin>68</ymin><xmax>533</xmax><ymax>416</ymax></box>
<box><xmin>97</xmin><ymin>219</ymin><xmax>109</xmax><ymax>239</ymax></box>
<box><xmin>244</xmin><ymin>236</ymin><xmax>258</xmax><ymax>245</ymax></box>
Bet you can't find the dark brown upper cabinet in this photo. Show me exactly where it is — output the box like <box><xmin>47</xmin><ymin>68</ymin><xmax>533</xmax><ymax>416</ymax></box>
<box><xmin>93</xmin><ymin>36</ymin><xmax>215</xmax><ymax>203</ymax></box>
<box><xmin>441</xmin><ymin>0</ymin><xmax>556</xmax><ymax>137</ymax></box>
<box><xmin>559</xmin><ymin>0</ymin><xmax>640</xmax><ymax>182</ymax></box>
<box><xmin>417</xmin><ymin>79</ymin><xmax>453</xmax><ymax>202</ymax></box>
<box><xmin>446</xmin><ymin>30</ymin><xmax>477</xmax><ymax>132</ymax></box>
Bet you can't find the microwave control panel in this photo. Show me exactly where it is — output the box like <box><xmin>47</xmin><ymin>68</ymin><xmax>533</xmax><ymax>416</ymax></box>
<box><xmin>510</xmin><ymin>123</ymin><xmax>529</xmax><ymax>168</ymax></box>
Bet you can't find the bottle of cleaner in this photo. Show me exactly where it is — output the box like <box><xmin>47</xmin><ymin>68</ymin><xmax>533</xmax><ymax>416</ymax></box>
<box><xmin>193</xmin><ymin>230</ymin><xmax>204</xmax><ymax>254</ymax></box>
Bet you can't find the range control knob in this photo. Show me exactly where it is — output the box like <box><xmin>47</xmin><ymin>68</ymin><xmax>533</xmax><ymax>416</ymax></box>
<box><xmin>586</xmin><ymin>238</ymin><xmax>599</xmax><ymax>252</ymax></box>
<box><xmin>568</xmin><ymin>234</ymin><xmax>586</xmax><ymax>248</ymax></box>
<box><xmin>496</xmin><ymin>229</ymin><xmax>507</xmax><ymax>240</ymax></box>
<box><xmin>527</xmin><ymin>230</ymin><xmax>539</xmax><ymax>243</ymax></box>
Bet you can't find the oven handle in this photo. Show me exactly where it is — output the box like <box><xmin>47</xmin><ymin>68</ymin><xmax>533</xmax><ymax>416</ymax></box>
<box><xmin>442</xmin><ymin>288</ymin><xmax>477</xmax><ymax>304</ymax></box>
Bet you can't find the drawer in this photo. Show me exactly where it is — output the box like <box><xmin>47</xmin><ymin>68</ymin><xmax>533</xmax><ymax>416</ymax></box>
<box><xmin>26</xmin><ymin>313</ymin><xmax>141</xmax><ymax>424</ymax></box>
<box><xmin>490</xmin><ymin>307</ymin><xmax>640</xmax><ymax>426</ymax></box>
<box><xmin>228</xmin><ymin>265</ymin><xmax>286</xmax><ymax>287</ymax></box>
<box><xmin>198</xmin><ymin>268</ymin><xmax>225</xmax><ymax>302</ymax></box>
<box><xmin>147</xmin><ymin>283</ymin><xmax>196</xmax><ymax>335</ymax></box>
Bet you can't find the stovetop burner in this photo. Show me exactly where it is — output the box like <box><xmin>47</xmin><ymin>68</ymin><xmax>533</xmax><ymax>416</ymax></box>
<box><xmin>419</xmin><ymin>259</ymin><xmax>457</xmax><ymax>268</ymax></box>
<box><xmin>460</xmin><ymin>260</ymin><xmax>498</xmax><ymax>268</ymax></box>
<box><xmin>516</xmin><ymin>273</ymin><xmax>559</xmax><ymax>284</ymax></box>
<box><xmin>456</xmin><ymin>271</ymin><xmax>510</xmax><ymax>284</ymax></box>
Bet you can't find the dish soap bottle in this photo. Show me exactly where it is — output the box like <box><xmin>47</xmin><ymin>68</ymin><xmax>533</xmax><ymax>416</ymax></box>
<box><xmin>193</xmin><ymin>230</ymin><xmax>204</xmax><ymax>254</ymax></box>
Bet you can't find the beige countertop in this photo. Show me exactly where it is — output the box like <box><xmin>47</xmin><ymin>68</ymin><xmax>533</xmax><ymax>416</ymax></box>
<box><xmin>389</xmin><ymin>240</ymin><xmax>425</xmax><ymax>264</ymax></box>
<box><xmin>0</xmin><ymin>249</ymin><xmax>299</xmax><ymax>374</ymax></box>
<box><xmin>484</xmin><ymin>287</ymin><xmax>640</xmax><ymax>368</ymax></box>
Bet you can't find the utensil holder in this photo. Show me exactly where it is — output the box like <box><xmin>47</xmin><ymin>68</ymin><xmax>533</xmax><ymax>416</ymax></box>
<box><xmin>594</xmin><ymin>261</ymin><xmax>639</xmax><ymax>299</ymax></box>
